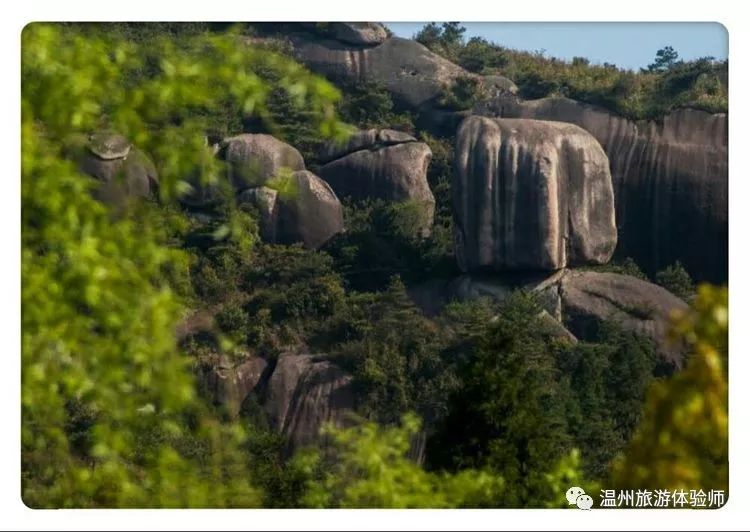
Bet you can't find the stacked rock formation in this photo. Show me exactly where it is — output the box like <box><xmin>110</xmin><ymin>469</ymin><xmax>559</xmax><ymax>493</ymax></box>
<box><xmin>318</xmin><ymin>128</ymin><xmax>436</xmax><ymax>236</ymax></box>
<box><xmin>199</xmin><ymin>133</ymin><xmax>345</xmax><ymax>250</ymax></box>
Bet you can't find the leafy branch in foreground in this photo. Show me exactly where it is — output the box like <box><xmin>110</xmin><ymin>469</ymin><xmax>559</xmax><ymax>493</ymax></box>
<box><xmin>301</xmin><ymin>414</ymin><xmax>505</xmax><ymax>508</ymax></box>
<box><xmin>21</xmin><ymin>23</ymin><xmax>347</xmax><ymax>507</ymax></box>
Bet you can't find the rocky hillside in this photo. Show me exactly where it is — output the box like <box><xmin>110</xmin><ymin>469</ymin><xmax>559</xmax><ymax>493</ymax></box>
<box><xmin>64</xmin><ymin>22</ymin><xmax>725</xmax><ymax>494</ymax></box>
<box><xmin>269</xmin><ymin>22</ymin><xmax>727</xmax><ymax>283</ymax></box>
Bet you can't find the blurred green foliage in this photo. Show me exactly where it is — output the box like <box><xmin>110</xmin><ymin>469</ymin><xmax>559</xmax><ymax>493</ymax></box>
<box><xmin>301</xmin><ymin>413</ymin><xmax>506</xmax><ymax>508</ymax></box>
<box><xmin>300</xmin><ymin>412</ymin><xmax>602</xmax><ymax>508</ymax></box>
<box><xmin>611</xmin><ymin>285</ymin><xmax>728</xmax><ymax>495</ymax></box>
<box><xmin>21</xmin><ymin>22</ymin><xmax>345</xmax><ymax>507</ymax></box>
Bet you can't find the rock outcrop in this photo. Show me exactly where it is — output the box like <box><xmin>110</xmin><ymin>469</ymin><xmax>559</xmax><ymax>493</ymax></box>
<box><xmin>76</xmin><ymin>131</ymin><xmax>158</xmax><ymax>202</ymax></box>
<box><xmin>238</xmin><ymin>186</ymin><xmax>279</xmax><ymax>242</ymax></box>
<box><xmin>195</xmin><ymin>350</ymin><xmax>356</xmax><ymax>451</ymax></box>
<box><xmin>318</xmin><ymin>129</ymin><xmax>435</xmax><ymax>235</ymax></box>
<box><xmin>408</xmin><ymin>270</ymin><xmax>566</xmax><ymax>321</ymax></box>
<box><xmin>454</xmin><ymin>116</ymin><xmax>617</xmax><ymax>272</ymax></box>
<box><xmin>275</xmin><ymin>170</ymin><xmax>345</xmax><ymax>249</ymax></box>
<box><xmin>560</xmin><ymin>270</ymin><xmax>688</xmax><ymax>369</ymax></box>
<box><xmin>482</xmin><ymin>75</ymin><xmax>518</xmax><ymax>97</ymax></box>
<box><xmin>221</xmin><ymin>133</ymin><xmax>305</xmax><ymax>191</ymax></box>
<box><xmin>178</xmin><ymin>132</ymin><xmax>344</xmax><ymax>250</ymax></box>
<box><xmin>291</xmin><ymin>35</ymin><xmax>474</xmax><ymax>110</ymax></box>
<box><xmin>320</xmin><ymin>22</ymin><xmax>389</xmax><ymax>46</ymax></box>
<box><xmin>290</xmin><ymin>26</ymin><xmax>726</xmax><ymax>281</ymax></box>
<box><xmin>318</xmin><ymin>128</ymin><xmax>417</xmax><ymax>164</ymax></box>
<box><xmin>199</xmin><ymin>354</ymin><xmax>269</xmax><ymax>418</ymax></box>
<box><xmin>408</xmin><ymin>268</ymin><xmax>686</xmax><ymax>367</ymax></box>
<box><xmin>239</xmin><ymin>170</ymin><xmax>344</xmax><ymax>249</ymax></box>
<box><xmin>484</xmin><ymin>96</ymin><xmax>728</xmax><ymax>282</ymax></box>
<box><xmin>264</xmin><ymin>354</ymin><xmax>355</xmax><ymax>453</ymax></box>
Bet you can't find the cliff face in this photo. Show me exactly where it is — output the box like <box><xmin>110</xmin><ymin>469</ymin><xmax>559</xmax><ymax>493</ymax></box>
<box><xmin>486</xmin><ymin>97</ymin><xmax>728</xmax><ymax>282</ymax></box>
<box><xmin>454</xmin><ymin>116</ymin><xmax>617</xmax><ymax>272</ymax></box>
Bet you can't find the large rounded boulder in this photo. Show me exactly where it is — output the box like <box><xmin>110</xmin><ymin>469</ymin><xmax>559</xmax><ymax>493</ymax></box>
<box><xmin>238</xmin><ymin>186</ymin><xmax>279</xmax><ymax>242</ymax></box>
<box><xmin>276</xmin><ymin>170</ymin><xmax>345</xmax><ymax>249</ymax></box>
<box><xmin>453</xmin><ymin>116</ymin><xmax>617</xmax><ymax>272</ymax></box>
<box><xmin>318</xmin><ymin>129</ymin><xmax>435</xmax><ymax>236</ymax></box>
<box><xmin>559</xmin><ymin>270</ymin><xmax>689</xmax><ymax>369</ymax></box>
<box><xmin>221</xmin><ymin>133</ymin><xmax>305</xmax><ymax>191</ymax></box>
<box><xmin>482</xmin><ymin>74</ymin><xmax>518</xmax><ymax>97</ymax></box>
<box><xmin>239</xmin><ymin>171</ymin><xmax>344</xmax><ymax>249</ymax></box>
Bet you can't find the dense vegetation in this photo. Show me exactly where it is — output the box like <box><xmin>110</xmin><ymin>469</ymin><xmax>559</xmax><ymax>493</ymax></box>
<box><xmin>21</xmin><ymin>22</ymin><xmax>727</xmax><ymax>509</ymax></box>
<box><xmin>415</xmin><ymin>22</ymin><xmax>728</xmax><ymax>120</ymax></box>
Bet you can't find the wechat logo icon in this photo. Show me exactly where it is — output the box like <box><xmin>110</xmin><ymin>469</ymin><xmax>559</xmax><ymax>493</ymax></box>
<box><xmin>566</xmin><ymin>486</ymin><xmax>593</xmax><ymax>510</ymax></box>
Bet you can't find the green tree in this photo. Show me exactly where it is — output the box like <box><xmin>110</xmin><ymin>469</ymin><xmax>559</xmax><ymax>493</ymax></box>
<box><xmin>414</xmin><ymin>22</ymin><xmax>466</xmax><ymax>62</ymax></box>
<box><xmin>413</xmin><ymin>22</ymin><xmax>442</xmax><ymax>50</ymax></box>
<box><xmin>21</xmin><ymin>23</ymin><xmax>345</xmax><ymax>507</ymax></box>
<box><xmin>335</xmin><ymin>81</ymin><xmax>415</xmax><ymax>134</ymax></box>
<box><xmin>458</xmin><ymin>36</ymin><xmax>509</xmax><ymax>73</ymax></box>
<box><xmin>439</xmin><ymin>75</ymin><xmax>487</xmax><ymax>110</ymax></box>
<box><xmin>648</xmin><ymin>46</ymin><xmax>680</xmax><ymax>72</ymax></box>
<box><xmin>330</xmin><ymin>276</ymin><xmax>457</xmax><ymax>426</ymax></box>
<box><xmin>326</xmin><ymin>198</ymin><xmax>454</xmax><ymax>291</ymax></box>
<box><xmin>557</xmin><ymin>324</ymin><xmax>657</xmax><ymax>479</ymax></box>
<box><xmin>440</xmin><ymin>22</ymin><xmax>467</xmax><ymax>48</ymax></box>
<box><xmin>655</xmin><ymin>261</ymin><xmax>695</xmax><ymax>301</ymax></box>
<box><xmin>585</xmin><ymin>256</ymin><xmax>648</xmax><ymax>280</ymax></box>
<box><xmin>428</xmin><ymin>292</ymin><xmax>574</xmax><ymax>507</ymax></box>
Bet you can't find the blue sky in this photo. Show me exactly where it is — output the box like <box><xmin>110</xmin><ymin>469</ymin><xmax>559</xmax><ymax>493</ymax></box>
<box><xmin>384</xmin><ymin>22</ymin><xmax>728</xmax><ymax>71</ymax></box>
